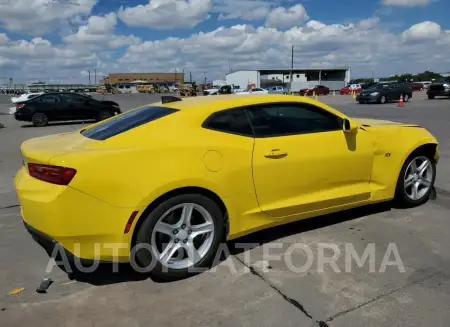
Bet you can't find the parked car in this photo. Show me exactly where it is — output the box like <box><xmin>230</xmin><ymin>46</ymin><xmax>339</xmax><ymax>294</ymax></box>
<box><xmin>203</xmin><ymin>84</ymin><xmax>245</xmax><ymax>95</ymax></box>
<box><xmin>340</xmin><ymin>84</ymin><xmax>362</xmax><ymax>95</ymax></box>
<box><xmin>408</xmin><ymin>83</ymin><xmax>424</xmax><ymax>92</ymax></box>
<box><xmin>11</xmin><ymin>92</ymin><xmax>43</xmax><ymax>104</ymax></box>
<box><xmin>16</xmin><ymin>94</ymin><xmax>438</xmax><ymax>280</ymax></box>
<box><xmin>427</xmin><ymin>77</ymin><xmax>450</xmax><ymax>99</ymax></box>
<box><xmin>236</xmin><ymin>87</ymin><xmax>268</xmax><ymax>95</ymax></box>
<box><xmin>9</xmin><ymin>92</ymin><xmax>44</xmax><ymax>114</ymax></box>
<box><xmin>299</xmin><ymin>85</ymin><xmax>330</xmax><ymax>96</ymax></box>
<box><xmin>356</xmin><ymin>82</ymin><xmax>412</xmax><ymax>104</ymax></box>
<box><xmin>267</xmin><ymin>86</ymin><xmax>288</xmax><ymax>94</ymax></box>
<box><xmin>14</xmin><ymin>92</ymin><xmax>121</xmax><ymax>127</ymax></box>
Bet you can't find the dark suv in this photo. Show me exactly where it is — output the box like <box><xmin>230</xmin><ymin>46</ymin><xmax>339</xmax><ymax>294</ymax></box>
<box><xmin>427</xmin><ymin>77</ymin><xmax>450</xmax><ymax>99</ymax></box>
<box><xmin>356</xmin><ymin>82</ymin><xmax>412</xmax><ymax>104</ymax></box>
<box><xmin>14</xmin><ymin>92</ymin><xmax>121</xmax><ymax>127</ymax></box>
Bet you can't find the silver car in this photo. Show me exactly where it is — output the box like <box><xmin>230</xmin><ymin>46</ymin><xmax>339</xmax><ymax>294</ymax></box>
<box><xmin>267</xmin><ymin>86</ymin><xmax>288</xmax><ymax>94</ymax></box>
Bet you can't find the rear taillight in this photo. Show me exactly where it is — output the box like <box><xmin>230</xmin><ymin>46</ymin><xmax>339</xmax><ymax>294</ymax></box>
<box><xmin>16</xmin><ymin>103</ymin><xmax>25</xmax><ymax>110</ymax></box>
<box><xmin>28</xmin><ymin>163</ymin><xmax>77</xmax><ymax>185</ymax></box>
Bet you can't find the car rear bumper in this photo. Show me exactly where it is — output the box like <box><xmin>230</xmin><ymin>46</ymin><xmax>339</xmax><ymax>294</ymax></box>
<box><xmin>15</xmin><ymin>166</ymin><xmax>137</xmax><ymax>262</ymax></box>
<box><xmin>14</xmin><ymin>112</ymin><xmax>32</xmax><ymax>122</ymax></box>
<box><xmin>427</xmin><ymin>89</ymin><xmax>450</xmax><ymax>97</ymax></box>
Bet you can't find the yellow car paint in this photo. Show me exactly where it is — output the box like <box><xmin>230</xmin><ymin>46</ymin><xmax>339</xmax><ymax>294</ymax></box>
<box><xmin>15</xmin><ymin>95</ymin><xmax>439</xmax><ymax>262</ymax></box>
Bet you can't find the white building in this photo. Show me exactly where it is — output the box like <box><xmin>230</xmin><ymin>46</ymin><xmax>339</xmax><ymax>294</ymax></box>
<box><xmin>226</xmin><ymin>67</ymin><xmax>350</xmax><ymax>91</ymax></box>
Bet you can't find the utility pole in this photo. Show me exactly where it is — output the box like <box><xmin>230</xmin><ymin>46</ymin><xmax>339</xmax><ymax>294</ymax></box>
<box><xmin>88</xmin><ymin>70</ymin><xmax>91</xmax><ymax>84</ymax></box>
<box><xmin>289</xmin><ymin>45</ymin><xmax>294</xmax><ymax>92</ymax></box>
<box><xmin>94</xmin><ymin>69</ymin><xmax>97</xmax><ymax>85</ymax></box>
<box><xmin>228</xmin><ymin>59</ymin><xmax>231</xmax><ymax>74</ymax></box>
<box><xmin>203</xmin><ymin>72</ymin><xmax>207</xmax><ymax>85</ymax></box>
<box><xmin>190</xmin><ymin>72</ymin><xmax>192</xmax><ymax>83</ymax></box>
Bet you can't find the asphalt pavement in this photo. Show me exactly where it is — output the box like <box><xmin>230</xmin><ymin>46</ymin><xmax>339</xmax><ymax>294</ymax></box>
<box><xmin>1</xmin><ymin>91</ymin><xmax>450</xmax><ymax>327</ymax></box>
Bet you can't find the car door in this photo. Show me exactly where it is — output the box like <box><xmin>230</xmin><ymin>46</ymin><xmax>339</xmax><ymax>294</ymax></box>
<box><xmin>37</xmin><ymin>94</ymin><xmax>64</xmax><ymax>119</ymax></box>
<box><xmin>249</xmin><ymin>102</ymin><xmax>374</xmax><ymax>217</ymax></box>
<box><xmin>386</xmin><ymin>83</ymin><xmax>399</xmax><ymax>101</ymax></box>
<box><xmin>60</xmin><ymin>93</ymin><xmax>94</xmax><ymax>119</ymax></box>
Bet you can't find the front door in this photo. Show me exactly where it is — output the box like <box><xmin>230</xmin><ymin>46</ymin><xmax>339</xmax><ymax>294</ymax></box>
<box><xmin>248</xmin><ymin>103</ymin><xmax>374</xmax><ymax>218</ymax></box>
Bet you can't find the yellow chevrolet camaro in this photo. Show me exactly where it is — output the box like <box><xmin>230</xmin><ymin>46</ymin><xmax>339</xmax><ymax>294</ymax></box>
<box><xmin>15</xmin><ymin>94</ymin><xmax>438</xmax><ymax>278</ymax></box>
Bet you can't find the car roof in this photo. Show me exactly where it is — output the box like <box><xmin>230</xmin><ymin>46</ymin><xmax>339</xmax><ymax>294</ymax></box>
<box><xmin>152</xmin><ymin>94</ymin><xmax>339</xmax><ymax>116</ymax></box>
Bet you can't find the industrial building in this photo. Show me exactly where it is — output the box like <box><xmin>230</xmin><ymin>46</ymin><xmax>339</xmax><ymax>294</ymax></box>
<box><xmin>101</xmin><ymin>73</ymin><xmax>185</xmax><ymax>86</ymax></box>
<box><xmin>225</xmin><ymin>68</ymin><xmax>350</xmax><ymax>91</ymax></box>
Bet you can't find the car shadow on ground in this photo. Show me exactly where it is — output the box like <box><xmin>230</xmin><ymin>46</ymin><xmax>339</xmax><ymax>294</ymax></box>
<box><xmin>21</xmin><ymin>121</ymin><xmax>94</xmax><ymax>128</ymax></box>
<box><xmin>63</xmin><ymin>202</ymin><xmax>393</xmax><ymax>286</ymax></box>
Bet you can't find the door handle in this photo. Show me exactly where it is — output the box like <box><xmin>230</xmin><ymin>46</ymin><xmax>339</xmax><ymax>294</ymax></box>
<box><xmin>264</xmin><ymin>150</ymin><xmax>288</xmax><ymax>159</ymax></box>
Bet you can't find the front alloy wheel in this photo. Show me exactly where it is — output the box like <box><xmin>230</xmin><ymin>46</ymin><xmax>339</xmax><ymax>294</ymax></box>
<box><xmin>396</xmin><ymin>154</ymin><xmax>436</xmax><ymax>207</ymax></box>
<box><xmin>404</xmin><ymin>156</ymin><xmax>434</xmax><ymax>201</ymax></box>
<box><xmin>380</xmin><ymin>95</ymin><xmax>387</xmax><ymax>104</ymax></box>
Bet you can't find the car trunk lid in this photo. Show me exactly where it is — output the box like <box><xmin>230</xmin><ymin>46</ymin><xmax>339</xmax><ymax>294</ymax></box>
<box><xmin>21</xmin><ymin>131</ymin><xmax>100</xmax><ymax>165</ymax></box>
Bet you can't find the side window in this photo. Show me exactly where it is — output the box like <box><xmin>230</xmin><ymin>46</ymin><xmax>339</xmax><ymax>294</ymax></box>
<box><xmin>203</xmin><ymin>108</ymin><xmax>253</xmax><ymax>136</ymax></box>
<box><xmin>60</xmin><ymin>94</ymin><xmax>85</xmax><ymax>103</ymax></box>
<box><xmin>246</xmin><ymin>103</ymin><xmax>343</xmax><ymax>137</ymax></box>
<box><xmin>39</xmin><ymin>95</ymin><xmax>60</xmax><ymax>103</ymax></box>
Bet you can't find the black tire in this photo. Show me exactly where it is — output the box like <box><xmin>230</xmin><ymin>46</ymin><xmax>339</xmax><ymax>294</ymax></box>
<box><xmin>394</xmin><ymin>151</ymin><xmax>436</xmax><ymax>207</ymax></box>
<box><xmin>134</xmin><ymin>194</ymin><xmax>225</xmax><ymax>281</ymax></box>
<box><xmin>31</xmin><ymin>113</ymin><xmax>48</xmax><ymax>127</ymax></box>
<box><xmin>428</xmin><ymin>95</ymin><xmax>435</xmax><ymax>99</ymax></box>
<box><xmin>97</xmin><ymin>110</ymin><xmax>113</xmax><ymax>121</ymax></box>
<box><xmin>379</xmin><ymin>95</ymin><xmax>387</xmax><ymax>104</ymax></box>
<box><xmin>359</xmin><ymin>100</ymin><xmax>364</xmax><ymax>104</ymax></box>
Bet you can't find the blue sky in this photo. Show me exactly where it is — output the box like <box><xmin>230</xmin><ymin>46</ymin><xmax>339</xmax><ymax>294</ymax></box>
<box><xmin>0</xmin><ymin>0</ymin><xmax>449</xmax><ymax>83</ymax></box>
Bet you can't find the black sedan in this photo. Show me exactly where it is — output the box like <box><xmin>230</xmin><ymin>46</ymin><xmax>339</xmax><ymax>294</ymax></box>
<box><xmin>356</xmin><ymin>82</ymin><xmax>412</xmax><ymax>104</ymax></box>
<box><xmin>427</xmin><ymin>77</ymin><xmax>450</xmax><ymax>99</ymax></box>
<box><xmin>14</xmin><ymin>93</ymin><xmax>121</xmax><ymax>127</ymax></box>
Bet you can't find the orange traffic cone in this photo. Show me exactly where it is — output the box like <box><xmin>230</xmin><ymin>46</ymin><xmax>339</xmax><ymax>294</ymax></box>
<box><xmin>398</xmin><ymin>94</ymin><xmax>404</xmax><ymax>107</ymax></box>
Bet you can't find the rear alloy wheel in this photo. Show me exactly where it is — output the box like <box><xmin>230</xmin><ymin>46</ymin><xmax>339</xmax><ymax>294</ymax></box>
<box><xmin>395</xmin><ymin>154</ymin><xmax>436</xmax><ymax>207</ymax></box>
<box><xmin>380</xmin><ymin>95</ymin><xmax>387</xmax><ymax>104</ymax></box>
<box><xmin>403</xmin><ymin>94</ymin><xmax>410</xmax><ymax>102</ymax></box>
<box><xmin>97</xmin><ymin>110</ymin><xmax>113</xmax><ymax>121</ymax></box>
<box><xmin>135</xmin><ymin>194</ymin><xmax>225</xmax><ymax>280</ymax></box>
<box><xmin>31</xmin><ymin>113</ymin><xmax>49</xmax><ymax>127</ymax></box>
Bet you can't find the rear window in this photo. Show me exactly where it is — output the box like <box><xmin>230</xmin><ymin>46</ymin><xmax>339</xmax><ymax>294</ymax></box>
<box><xmin>81</xmin><ymin>106</ymin><xmax>178</xmax><ymax>140</ymax></box>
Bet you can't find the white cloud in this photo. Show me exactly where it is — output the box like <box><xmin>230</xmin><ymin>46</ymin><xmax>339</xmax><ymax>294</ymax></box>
<box><xmin>402</xmin><ymin>21</ymin><xmax>441</xmax><ymax>42</ymax></box>
<box><xmin>64</xmin><ymin>13</ymin><xmax>141</xmax><ymax>48</ymax></box>
<box><xmin>0</xmin><ymin>33</ymin><xmax>9</xmax><ymax>44</ymax></box>
<box><xmin>265</xmin><ymin>4</ymin><xmax>309</xmax><ymax>28</ymax></box>
<box><xmin>2</xmin><ymin>15</ymin><xmax>450</xmax><ymax>84</ymax></box>
<box><xmin>0</xmin><ymin>0</ymin><xmax>97</xmax><ymax>35</ymax></box>
<box><xmin>358</xmin><ymin>17</ymin><xmax>380</xmax><ymax>30</ymax></box>
<box><xmin>213</xmin><ymin>0</ymin><xmax>272</xmax><ymax>21</ymax></box>
<box><xmin>383</xmin><ymin>0</ymin><xmax>431</xmax><ymax>6</ymax></box>
<box><xmin>117</xmin><ymin>19</ymin><xmax>450</xmax><ymax>80</ymax></box>
<box><xmin>118</xmin><ymin>0</ymin><xmax>212</xmax><ymax>29</ymax></box>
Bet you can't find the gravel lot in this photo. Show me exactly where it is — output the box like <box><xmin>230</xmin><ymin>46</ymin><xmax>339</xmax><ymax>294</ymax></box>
<box><xmin>1</xmin><ymin>91</ymin><xmax>450</xmax><ymax>327</ymax></box>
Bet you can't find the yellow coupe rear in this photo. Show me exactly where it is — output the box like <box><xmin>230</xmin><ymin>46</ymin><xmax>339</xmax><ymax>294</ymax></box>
<box><xmin>15</xmin><ymin>95</ymin><xmax>439</xmax><ymax>279</ymax></box>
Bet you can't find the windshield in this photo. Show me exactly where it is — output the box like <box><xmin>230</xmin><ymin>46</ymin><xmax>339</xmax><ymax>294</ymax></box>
<box><xmin>367</xmin><ymin>83</ymin><xmax>391</xmax><ymax>90</ymax></box>
<box><xmin>81</xmin><ymin>106</ymin><xmax>177</xmax><ymax>140</ymax></box>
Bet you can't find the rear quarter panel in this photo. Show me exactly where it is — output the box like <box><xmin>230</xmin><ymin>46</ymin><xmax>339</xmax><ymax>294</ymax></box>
<box><xmin>50</xmin><ymin>112</ymin><xmax>256</xmax><ymax>211</ymax></box>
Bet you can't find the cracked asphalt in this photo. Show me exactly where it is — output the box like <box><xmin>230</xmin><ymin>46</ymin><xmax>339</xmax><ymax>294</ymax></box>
<box><xmin>1</xmin><ymin>92</ymin><xmax>450</xmax><ymax>327</ymax></box>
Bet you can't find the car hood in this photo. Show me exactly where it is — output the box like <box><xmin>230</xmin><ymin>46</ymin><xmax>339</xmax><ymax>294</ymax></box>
<box><xmin>353</xmin><ymin>117</ymin><xmax>419</xmax><ymax>127</ymax></box>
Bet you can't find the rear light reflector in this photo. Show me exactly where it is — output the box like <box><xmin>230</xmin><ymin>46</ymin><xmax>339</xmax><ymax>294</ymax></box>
<box><xmin>28</xmin><ymin>163</ymin><xmax>77</xmax><ymax>185</ymax></box>
<box><xmin>16</xmin><ymin>103</ymin><xmax>25</xmax><ymax>109</ymax></box>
